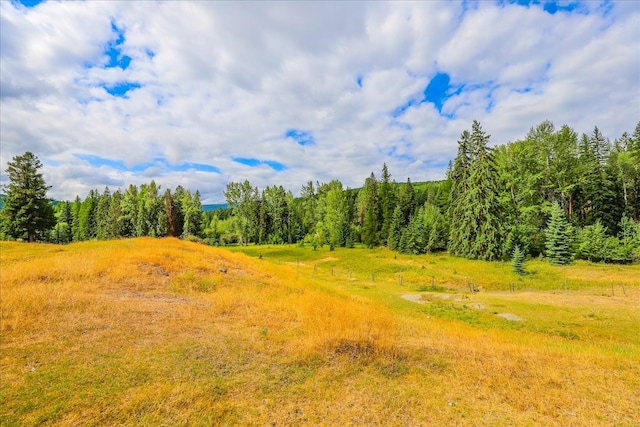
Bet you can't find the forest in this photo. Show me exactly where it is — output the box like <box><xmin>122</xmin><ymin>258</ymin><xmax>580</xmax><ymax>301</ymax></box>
<box><xmin>2</xmin><ymin>120</ymin><xmax>639</xmax><ymax>264</ymax></box>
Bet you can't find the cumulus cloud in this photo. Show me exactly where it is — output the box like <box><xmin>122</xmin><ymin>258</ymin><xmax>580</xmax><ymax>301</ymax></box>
<box><xmin>1</xmin><ymin>0</ymin><xmax>638</xmax><ymax>203</ymax></box>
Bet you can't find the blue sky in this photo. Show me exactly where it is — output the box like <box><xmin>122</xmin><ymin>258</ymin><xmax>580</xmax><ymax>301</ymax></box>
<box><xmin>1</xmin><ymin>1</ymin><xmax>638</xmax><ymax>202</ymax></box>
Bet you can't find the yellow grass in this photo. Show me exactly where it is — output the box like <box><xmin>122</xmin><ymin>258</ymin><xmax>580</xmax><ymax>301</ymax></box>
<box><xmin>1</xmin><ymin>239</ymin><xmax>639</xmax><ymax>426</ymax></box>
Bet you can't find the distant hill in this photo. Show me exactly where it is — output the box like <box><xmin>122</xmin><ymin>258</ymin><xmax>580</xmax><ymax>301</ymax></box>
<box><xmin>202</xmin><ymin>203</ymin><xmax>228</xmax><ymax>212</ymax></box>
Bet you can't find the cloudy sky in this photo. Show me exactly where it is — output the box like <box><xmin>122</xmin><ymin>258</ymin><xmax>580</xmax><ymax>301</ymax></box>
<box><xmin>1</xmin><ymin>0</ymin><xmax>638</xmax><ymax>203</ymax></box>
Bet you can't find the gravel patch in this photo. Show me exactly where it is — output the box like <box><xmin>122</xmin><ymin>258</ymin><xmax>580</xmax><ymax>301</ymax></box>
<box><xmin>496</xmin><ymin>313</ymin><xmax>524</xmax><ymax>321</ymax></box>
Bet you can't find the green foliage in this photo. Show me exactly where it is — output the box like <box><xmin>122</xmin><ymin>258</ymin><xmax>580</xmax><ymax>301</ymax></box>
<box><xmin>361</xmin><ymin>172</ymin><xmax>380</xmax><ymax>248</ymax></box>
<box><xmin>0</xmin><ymin>152</ymin><xmax>56</xmax><ymax>242</ymax></box>
<box><xmin>545</xmin><ymin>202</ymin><xmax>573</xmax><ymax>265</ymax></box>
<box><xmin>511</xmin><ymin>244</ymin><xmax>526</xmax><ymax>275</ymax></box>
<box><xmin>378</xmin><ymin>163</ymin><xmax>396</xmax><ymax>246</ymax></box>
<box><xmin>224</xmin><ymin>180</ymin><xmax>259</xmax><ymax>245</ymax></box>
<box><xmin>7</xmin><ymin>119</ymin><xmax>637</xmax><ymax>268</ymax></box>
<box><xmin>576</xmin><ymin>220</ymin><xmax>607</xmax><ymax>262</ymax></box>
<box><xmin>448</xmin><ymin>121</ymin><xmax>504</xmax><ymax>261</ymax></box>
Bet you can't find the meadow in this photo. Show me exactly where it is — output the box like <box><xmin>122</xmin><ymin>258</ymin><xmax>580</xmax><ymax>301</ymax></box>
<box><xmin>1</xmin><ymin>238</ymin><xmax>639</xmax><ymax>426</ymax></box>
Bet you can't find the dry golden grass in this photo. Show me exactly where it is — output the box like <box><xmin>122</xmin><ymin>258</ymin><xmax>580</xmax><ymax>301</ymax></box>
<box><xmin>1</xmin><ymin>238</ymin><xmax>639</xmax><ymax>426</ymax></box>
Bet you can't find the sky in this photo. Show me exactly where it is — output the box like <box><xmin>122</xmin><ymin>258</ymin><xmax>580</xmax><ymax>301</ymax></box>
<box><xmin>1</xmin><ymin>0</ymin><xmax>639</xmax><ymax>203</ymax></box>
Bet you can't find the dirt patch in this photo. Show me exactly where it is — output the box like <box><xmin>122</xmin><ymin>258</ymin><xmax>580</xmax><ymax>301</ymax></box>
<box><xmin>112</xmin><ymin>291</ymin><xmax>190</xmax><ymax>304</ymax></box>
<box><xmin>467</xmin><ymin>303</ymin><xmax>486</xmax><ymax>310</ymax></box>
<box><xmin>496</xmin><ymin>313</ymin><xmax>524</xmax><ymax>322</ymax></box>
<box><xmin>401</xmin><ymin>294</ymin><xmax>426</xmax><ymax>304</ymax></box>
<box><xmin>138</xmin><ymin>262</ymin><xmax>170</xmax><ymax>277</ymax></box>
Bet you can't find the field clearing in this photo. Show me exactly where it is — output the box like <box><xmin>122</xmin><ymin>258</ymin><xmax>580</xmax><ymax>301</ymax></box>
<box><xmin>2</xmin><ymin>239</ymin><xmax>639</xmax><ymax>426</ymax></box>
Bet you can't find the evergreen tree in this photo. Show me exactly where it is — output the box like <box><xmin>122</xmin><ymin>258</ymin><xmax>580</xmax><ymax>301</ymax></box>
<box><xmin>1</xmin><ymin>152</ymin><xmax>56</xmax><ymax>242</ymax></box>
<box><xmin>71</xmin><ymin>195</ymin><xmax>82</xmax><ymax>242</ymax></box>
<box><xmin>300</xmin><ymin>181</ymin><xmax>317</xmax><ymax>237</ymax></box>
<box><xmin>324</xmin><ymin>180</ymin><xmax>348</xmax><ymax>249</ymax></box>
<box><xmin>449</xmin><ymin>121</ymin><xmax>504</xmax><ymax>260</ymax></box>
<box><xmin>466</xmin><ymin>121</ymin><xmax>504</xmax><ymax>260</ymax></box>
<box><xmin>120</xmin><ymin>185</ymin><xmax>139</xmax><ymax>238</ymax></box>
<box><xmin>397</xmin><ymin>178</ymin><xmax>415</xmax><ymax>225</ymax></box>
<box><xmin>361</xmin><ymin>172</ymin><xmax>380</xmax><ymax>248</ymax></box>
<box><xmin>448</xmin><ymin>130</ymin><xmax>472</xmax><ymax>256</ymax></box>
<box><xmin>379</xmin><ymin>163</ymin><xmax>396</xmax><ymax>246</ymax></box>
<box><xmin>401</xmin><ymin>209</ymin><xmax>426</xmax><ymax>254</ymax></box>
<box><xmin>95</xmin><ymin>187</ymin><xmax>111</xmax><ymax>240</ymax></box>
<box><xmin>388</xmin><ymin>205</ymin><xmax>403</xmax><ymax>251</ymax></box>
<box><xmin>172</xmin><ymin>185</ymin><xmax>187</xmax><ymax>237</ymax></box>
<box><xmin>51</xmin><ymin>201</ymin><xmax>72</xmax><ymax>243</ymax></box>
<box><xmin>423</xmin><ymin>203</ymin><xmax>447</xmax><ymax>252</ymax></box>
<box><xmin>545</xmin><ymin>202</ymin><xmax>573</xmax><ymax>265</ymax></box>
<box><xmin>511</xmin><ymin>244</ymin><xmax>526</xmax><ymax>275</ymax></box>
<box><xmin>77</xmin><ymin>190</ymin><xmax>98</xmax><ymax>240</ymax></box>
<box><xmin>108</xmin><ymin>189</ymin><xmax>124</xmax><ymax>238</ymax></box>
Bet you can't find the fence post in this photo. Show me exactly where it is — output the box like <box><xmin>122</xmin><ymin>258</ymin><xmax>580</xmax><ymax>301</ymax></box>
<box><xmin>621</xmin><ymin>282</ymin><xmax>627</xmax><ymax>297</ymax></box>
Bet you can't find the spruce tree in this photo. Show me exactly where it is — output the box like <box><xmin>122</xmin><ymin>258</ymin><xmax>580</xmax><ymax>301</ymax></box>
<box><xmin>448</xmin><ymin>130</ymin><xmax>471</xmax><ymax>256</ymax></box>
<box><xmin>511</xmin><ymin>244</ymin><xmax>525</xmax><ymax>275</ymax></box>
<box><xmin>1</xmin><ymin>152</ymin><xmax>56</xmax><ymax>242</ymax></box>
<box><xmin>466</xmin><ymin>121</ymin><xmax>504</xmax><ymax>260</ymax></box>
<box><xmin>448</xmin><ymin>121</ymin><xmax>504</xmax><ymax>260</ymax></box>
<box><xmin>545</xmin><ymin>202</ymin><xmax>573</xmax><ymax>265</ymax></box>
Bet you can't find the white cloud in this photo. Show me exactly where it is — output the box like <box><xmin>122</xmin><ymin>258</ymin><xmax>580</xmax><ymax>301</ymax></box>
<box><xmin>1</xmin><ymin>1</ymin><xmax>638</xmax><ymax>203</ymax></box>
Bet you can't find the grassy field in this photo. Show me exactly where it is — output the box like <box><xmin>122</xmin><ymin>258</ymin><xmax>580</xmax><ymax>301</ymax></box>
<box><xmin>1</xmin><ymin>238</ymin><xmax>639</xmax><ymax>426</ymax></box>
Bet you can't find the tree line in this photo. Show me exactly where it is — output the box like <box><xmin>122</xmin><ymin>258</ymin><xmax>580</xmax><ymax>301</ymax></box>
<box><xmin>218</xmin><ymin>120</ymin><xmax>640</xmax><ymax>264</ymax></box>
<box><xmin>2</xmin><ymin>119</ymin><xmax>639</xmax><ymax>264</ymax></box>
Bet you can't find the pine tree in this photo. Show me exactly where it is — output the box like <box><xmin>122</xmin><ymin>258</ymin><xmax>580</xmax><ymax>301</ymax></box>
<box><xmin>545</xmin><ymin>202</ymin><xmax>573</xmax><ymax>265</ymax></box>
<box><xmin>1</xmin><ymin>152</ymin><xmax>56</xmax><ymax>242</ymax></box>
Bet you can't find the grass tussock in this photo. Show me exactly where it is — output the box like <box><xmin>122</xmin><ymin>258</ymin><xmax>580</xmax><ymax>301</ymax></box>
<box><xmin>2</xmin><ymin>239</ymin><xmax>639</xmax><ymax>426</ymax></box>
